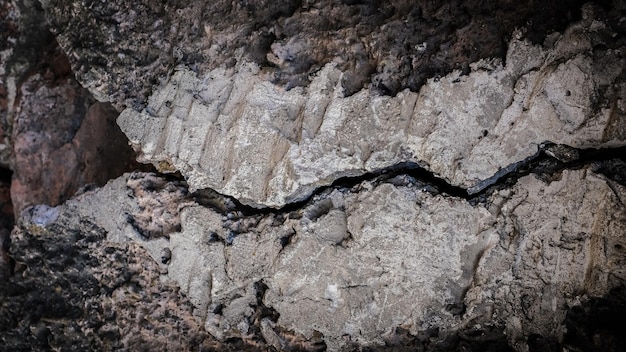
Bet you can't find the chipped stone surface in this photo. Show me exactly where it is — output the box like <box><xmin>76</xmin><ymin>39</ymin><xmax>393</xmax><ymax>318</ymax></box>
<box><xmin>3</xmin><ymin>1</ymin><xmax>626</xmax><ymax>351</ymax></box>
<box><xmin>117</xmin><ymin>6</ymin><xmax>626</xmax><ymax>207</ymax></box>
<box><xmin>54</xmin><ymin>167</ymin><xmax>626</xmax><ymax>351</ymax></box>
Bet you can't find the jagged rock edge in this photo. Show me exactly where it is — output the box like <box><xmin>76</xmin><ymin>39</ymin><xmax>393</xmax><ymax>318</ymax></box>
<box><xmin>189</xmin><ymin>143</ymin><xmax>626</xmax><ymax>215</ymax></box>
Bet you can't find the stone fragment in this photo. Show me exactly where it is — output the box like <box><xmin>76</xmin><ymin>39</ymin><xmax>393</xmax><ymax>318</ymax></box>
<box><xmin>126</xmin><ymin>173</ymin><xmax>193</xmax><ymax>239</ymax></box>
<box><xmin>39</xmin><ymin>0</ymin><xmax>626</xmax><ymax>208</ymax></box>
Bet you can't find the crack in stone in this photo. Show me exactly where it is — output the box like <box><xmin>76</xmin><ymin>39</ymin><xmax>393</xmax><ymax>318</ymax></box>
<box><xmin>189</xmin><ymin>143</ymin><xmax>626</xmax><ymax>215</ymax></box>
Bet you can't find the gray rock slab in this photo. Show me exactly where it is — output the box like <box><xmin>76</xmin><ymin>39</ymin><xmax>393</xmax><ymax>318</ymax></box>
<box><xmin>55</xmin><ymin>167</ymin><xmax>626</xmax><ymax>350</ymax></box>
<box><xmin>117</xmin><ymin>10</ymin><xmax>626</xmax><ymax>207</ymax></box>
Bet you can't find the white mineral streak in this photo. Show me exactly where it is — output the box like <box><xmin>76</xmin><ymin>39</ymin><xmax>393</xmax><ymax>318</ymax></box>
<box><xmin>117</xmin><ymin>16</ymin><xmax>626</xmax><ymax>207</ymax></box>
<box><xmin>67</xmin><ymin>169</ymin><xmax>626</xmax><ymax>351</ymax></box>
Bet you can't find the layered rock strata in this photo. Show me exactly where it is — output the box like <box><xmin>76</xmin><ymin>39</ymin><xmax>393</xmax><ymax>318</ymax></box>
<box><xmin>42</xmin><ymin>0</ymin><xmax>626</xmax><ymax>207</ymax></box>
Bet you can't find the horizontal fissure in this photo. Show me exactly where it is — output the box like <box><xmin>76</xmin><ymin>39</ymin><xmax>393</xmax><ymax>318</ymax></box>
<box><xmin>188</xmin><ymin>143</ymin><xmax>626</xmax><ymax>215</ymax></box>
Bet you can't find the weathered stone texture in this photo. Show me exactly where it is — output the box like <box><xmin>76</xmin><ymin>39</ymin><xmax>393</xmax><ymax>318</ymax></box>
<box><xmin>0</xmin><ymin>204</ymin><xmax>259</xmax><ymax>351</ymax></box>
<box><xmin>2</xmin><ymin>1</ymin><xmax>626</xmax><ymax>351</ymax></box>
<box><xmin>55</xmin><ymin>167</ymin><xmax>625</xmax><ymax>350</ymax></box>
<box><xmin>9</xmin><ymin>62</ymin><xmax>141</xmax><ymax>214</ymax></box>
<box><xmin>40</xmin><ymin>0</ymin><xmax>626</xmax><ymax>208</ymax></box>
<box><xmin>41</xmin><ymin>0</ymin><xmax>603</xmax><ymax>107</ymax></box>
<box><xmin>0</xmin><ymin>0</ymin><xmax>143</xmax><ymax>214</ymax></box>
<box><xmin>0</xmin><ymin>0</ymin><xmax>46</xmax><ymax>166</ymax></box>
<box><xmin>114</xmin><ymin>4</ymin><xmax>626</xmax><ymax>207</ymax></box>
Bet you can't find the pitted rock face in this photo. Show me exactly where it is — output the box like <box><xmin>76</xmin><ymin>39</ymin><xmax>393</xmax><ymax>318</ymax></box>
<box><xmin>6</xmin><ymin>1</ymin><xmax>626</xmax><ymax>351</ymax></box>
<box><xmin>41</xmin><ymin>0</ymin><xmax>626</xmax><ymax>207</ymax></box>
<box><xmin>0</xmin><ymin>205</ymin><xmax>237</xmax><ymax>351</ymax></box>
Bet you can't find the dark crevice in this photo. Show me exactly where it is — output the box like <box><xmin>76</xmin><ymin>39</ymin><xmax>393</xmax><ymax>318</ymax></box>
<box><xmin>564</xmin><ymin>286</ymin><xmax>626</xmax><ymax>352</ymax></box>
<box><xmin>0</xmin><ymin>166</ymin><xmax>13</xmax><ymax>281</ymax></box>
<box><xmin>0</xmin><ymin>166</ymin><xmax>12</xmax><ymax>184</ymax></box>
<box><xmin>191</xmin><ymin>143</ymin><xmax>626</xmax><ymax>216</ymax></box>
<box><xmin>475</xmin><ymin>143</ymin><xmax>626</xmax><ymax>202</ymax></box>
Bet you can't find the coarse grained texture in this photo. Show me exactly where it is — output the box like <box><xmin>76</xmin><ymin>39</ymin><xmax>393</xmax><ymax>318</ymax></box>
<box><xmin>117</xmin><ymin>4</ymin><xmax>626</xmax><ymax>207</ymax></box>
<box><xmin>60</xmin><ymin>168</ymin><xmax>626</xmax><ymax>351</ymax></box>
<box><xmin>0</xmin><ymin>0</ymin><xmax>52</xmax><ymax>166</ymax></box>
<box><xmin>0</xmin><ymin>0</ymin><xmax>143</xmax><ymax>214</ymax></box>
<box><xmin>3</xmin><ymin>1</ymin><xmax>626</xmax><ymax>351</ymax></box>
<box><xmin>40</xmin><ymin>0</ymin><xmax>602</xmax><ymax>111</ymax></box>
<box><xmin>466</xmin><ymin>169</ymin><xmax>626</xmax><ymax>350</ymax></box>
<box><xmin>9</xmin><ymin>61</ymin><xmax>141</xmax><ymax>214</ymax></box>
<box><xmin>0</xmin><ymin>203</ymin><xmax>260</xmax><ymax>351</ymax></box>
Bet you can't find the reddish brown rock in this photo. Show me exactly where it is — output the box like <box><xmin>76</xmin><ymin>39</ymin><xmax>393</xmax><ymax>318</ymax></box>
<box><xmin>1</xmin><ymin>0</ymin><xmax>143</xmax><ymax>216</ymax></box>
<box><xmin>5</xmin><ymin>46</ymin><xmax>139</xmax><ymax>214</ymax></box>
<box><xmin>10</xmin><ymin>64</ymin><xmax>140</xmax><ymax>214</ymax></box>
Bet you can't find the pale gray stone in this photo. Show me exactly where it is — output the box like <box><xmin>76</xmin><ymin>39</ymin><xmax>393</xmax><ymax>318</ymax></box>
<box><xmin>117</xmin><ymin>11</ymin><xmax>626</xmax><ymax>207</ymax></box>
<box><xmin>59</xmin><ymin>167</ymin><xmax>626</xmax><ymax>351</ymax></box>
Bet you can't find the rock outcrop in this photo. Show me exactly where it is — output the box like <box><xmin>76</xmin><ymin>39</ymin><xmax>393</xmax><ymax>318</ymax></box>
<box><xmin>42</xmin><ymin>0</ymin><xmax>626</xmax><ymax>207</ymax></box>
<box><xmin>1</xmin><ymin>1</ymin><xmax>626</xmax><ymax>351</ymax></box>
<box><xmin>0</xmin><ymin>0</ymin><xmax>141</xmax><ymax>214</ymax></box>
<box><xmin>3</xmin><ymin>165</ymin><xmax>625</xmax><ymax>350</ymax></box>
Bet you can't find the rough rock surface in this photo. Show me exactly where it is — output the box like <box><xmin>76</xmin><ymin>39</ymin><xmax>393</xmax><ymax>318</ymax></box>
<box><xmin>0</xmin><ymin>0</ymin><xmax>146</xmax><ymax>336</ymax></box>
<box><xmin>1</xmin><ymin>1</ymin><xmax>626</xmax><ymax>351</ymax></box>
<box><xmin>10</xmin><ymin>65</ymin><xmax>139</xmax><ymax>214</ymax></box>
<box><xmin>0</xmin><ymin>0</ymin><xmax>142</xmax><ymax>214</ymax></box>
<box><xmin>38</xmin><ymin>0</ymin><xmax>626</xmax><ymax>207</ymax></box>
<box><xmin>41</xmin><ymin>0</ymin><xmax>609</xmax><ymax>107</ymax></box>
<box><xmin>6</xmin><ymin>166</ymin><xmax>625</xmax><ymax>351</ymax></box>
<box><xmin>0</xmin><ymin>205</ymin><xmax>256</xmax><ymax>351</ymax></box>
<box><xmin>113</xmin><ymin>4</ymin><xmax>626</xmax><ymax>207</ymax></box>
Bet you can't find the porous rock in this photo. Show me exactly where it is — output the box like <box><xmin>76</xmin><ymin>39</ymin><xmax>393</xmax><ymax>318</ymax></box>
<box><xmin>41</xmin><ymin>0</ymin><xmax>597</xmax><ymax>109</ymax></box>
<box><xmin>0</xmin><ymin>204</ymin><xmax>246</xmax><ymax>351</ymax></box>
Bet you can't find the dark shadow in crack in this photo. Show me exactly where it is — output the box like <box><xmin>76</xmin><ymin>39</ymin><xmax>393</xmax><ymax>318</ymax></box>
<box><xmin>563</xmin><ymin>286</ymin><xmax>626</xmax><ymax>352</ymax></box>
<box><xmin>191</xmin><ymin>143</ymin><xmax>626</xmax><ymax>216</ymax></box>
